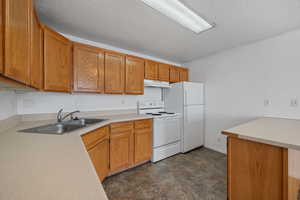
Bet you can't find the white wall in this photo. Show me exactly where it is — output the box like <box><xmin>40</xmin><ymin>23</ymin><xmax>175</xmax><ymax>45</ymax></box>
<box><xmin>16</xmin><ymin>87</ymin><xmax>161</xmax><ymax>115</ymax></box>
<box><xmin>0</xmin><ymin>91</ymin><xmax>17</xmax><ymax>120</ymax></box>
<box><xmin>1</xmin><ymin>88</ymin><xmax>161</xmax><ymax>118</ymax></box>
<box><xmin>186</xmin><ymin>28</ymin><xmax>300</xmax><ymax>153</ymax></box>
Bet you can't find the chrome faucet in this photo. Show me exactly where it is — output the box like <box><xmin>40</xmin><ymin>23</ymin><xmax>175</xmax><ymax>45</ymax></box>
<box><xmin>57</xmin><ymin>109</ymin><xmax>80</xmax><ymax>123</ymax></box>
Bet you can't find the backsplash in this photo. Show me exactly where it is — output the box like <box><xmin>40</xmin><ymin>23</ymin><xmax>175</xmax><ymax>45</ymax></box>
<box><xmin>16</xmin><ymin>87</ymin><xmax>162</xmax><ymax>115</ymax></box>
<box><xmin>0</xmin><ymin>91</ymin><xmax>17</xmax><ymax>120</ymax></box>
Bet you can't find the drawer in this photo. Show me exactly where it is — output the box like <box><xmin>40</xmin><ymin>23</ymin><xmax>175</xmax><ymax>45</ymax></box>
<box><xmin>135</xmin><ymin>119</ymin><xmax>152</xmax><ymax>129</ymax></box>
<box><xmin>111</xmin><ymin>121</ymin><xmax>134</xmax><ymax>134</ymax></box>
<box><xmin>81</xmin><ymin>126</ymin><xmax>109</xmax><ymax>150</ymax></box>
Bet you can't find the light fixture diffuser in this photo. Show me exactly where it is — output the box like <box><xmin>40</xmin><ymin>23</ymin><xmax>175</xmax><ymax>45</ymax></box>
<box><xmin>140</xmin><ymin>0</ymin><xmax>213</xmax><ymax>34</ymax></box>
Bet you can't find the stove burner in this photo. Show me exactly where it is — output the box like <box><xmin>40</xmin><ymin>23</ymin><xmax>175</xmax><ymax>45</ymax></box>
<box><xmin>158</xmin><ymin>111</ymin><xmax>175</xmax><ymax>115</ymax></box>
<box><xmin>146</xmin><ymin>113</ymin><xmax>162</xmax><ymax>116</ymax></box>
<box><xmin>152</xmin><ymin>113</ymin><xmax>162</xmax><ymax>116</ymax></box>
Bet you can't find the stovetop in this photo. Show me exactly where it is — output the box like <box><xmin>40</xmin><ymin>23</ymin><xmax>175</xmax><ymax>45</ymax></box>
<box><xmin>146</xmin><ymin>111</ymin><xmax>176</xmax><ymax>116</ymax></box>
<box><xmin>138</xmin><ymin>100</ymin><xmax>179</xmax><ymax>118</ymax></box>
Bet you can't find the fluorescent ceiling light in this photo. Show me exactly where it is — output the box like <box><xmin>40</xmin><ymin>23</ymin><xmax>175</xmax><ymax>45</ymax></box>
<box><xmin>140</xmin><ymin>0</ymin><xmax>213</xmax><ymax>34</ymax></box>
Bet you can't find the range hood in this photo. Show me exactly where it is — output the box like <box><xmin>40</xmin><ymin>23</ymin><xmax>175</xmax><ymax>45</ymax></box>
<box><xmin>144</xmin><ymin>80</ymin><xmax>170</xmax><ymax>88</ymax></box>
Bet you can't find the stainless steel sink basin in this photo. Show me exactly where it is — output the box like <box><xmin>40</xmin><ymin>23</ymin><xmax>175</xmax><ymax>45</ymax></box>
<box><xmin>66</xmin><ymin>118</ymin><xmax>107</xmax><ymax>126</ymax></box>
<box><xmin>19</xmin><ymin>118</ymin><xmax>107</xmax><ymax>135</ymax></box>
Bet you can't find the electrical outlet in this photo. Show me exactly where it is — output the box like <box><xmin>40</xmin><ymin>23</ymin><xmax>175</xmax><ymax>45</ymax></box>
<box><xmin>290</xmin><ymin>99</ymin><xmax>298</xmax><ymax>107</ymax></box>
<box><xmin>264</xmin><ymin>99</ymin><xmax>270</xmax><ymax>107</ymax></box>
<box><xmin>121</xmin><ymin>99</ymin><xmax>125</xmax><ymax>105</ymax></box>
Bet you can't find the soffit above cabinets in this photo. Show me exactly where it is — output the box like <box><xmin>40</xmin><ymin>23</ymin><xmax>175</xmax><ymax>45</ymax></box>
<box><xmin>36</xmin><ymin>0</ymin><xmax>300</xmax><ymax>63</ymax></box>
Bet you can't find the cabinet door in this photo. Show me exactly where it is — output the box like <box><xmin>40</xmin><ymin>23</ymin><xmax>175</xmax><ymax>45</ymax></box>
<box><xmin>44</xmin><ymin>27</ymin><xmax>72</xmax><ymax>92</ymax></box>
<box><xmin>104</xmin><ymin>52</ymin><xmax>125</xmax><ymax>94</ymax></box>
<box><xmin>227</xmin><ymin>137</ymin><xmax>287</xmax><ymax>200</ymax></box>
<box><xmin>125</xmin><ymin>56</ymin><xmax>144</xmax><ymax>95</ymax></box>
<box><xmin>110</xmin><ymin>130</ymin><xmax>134</xmax><ymax>173</ymax></box>
<box><xmin>4</xmin><ymin>0</ymin><xmax>31</xmax><ymax>84</ymax></box>
<box><xmin>88</xmin><ymin>139</ymin><xmax>109</xmax><ymax>182</ymax></box>
<box><xmin>180</xmin><ymin>68</ymin><xmax>189</xmax><ymax>82</ymax></box>
<box><xmin>134</xmin><ymin>120</ymin><xmax>152</xmax><ymax>164</ymax></box>
<box><xmin>158</xmin><ymin>63</ymin><xmax>170</xmax><ymax>82</ymax></box>
<box><xmin>145</xmin><ymin>60</ymin><xmax>158</xmax><ymax>80</ymax></box>
<box><xmin>170</xmin><ymin>66</ymin><xmax>180</xmax><ymax>83</ymax></box>
<box><xmin>288</xmin><ymin>150</ymin><xmax>300</xmax><ymax>200</ymax></box>
<box><xmin>30</xmin><ymin>10</ymin><xmax>43</xmax><ymax>89</ymax></box>
<box><xmin>73</xmin><ymin>43</ymin><xmax>104</xmax><ymax>93</ymax></box>
<box><xmin>0</xmin><ymin>0</ymin><xmax>3</xmax><ymax>74</ymax></box>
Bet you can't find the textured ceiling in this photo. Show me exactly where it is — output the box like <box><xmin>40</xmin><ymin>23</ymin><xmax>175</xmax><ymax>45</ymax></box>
<box><xmin>36</xmin><ymin>0</ymin><xmax>300</xmax><ymax>63</ymax></box>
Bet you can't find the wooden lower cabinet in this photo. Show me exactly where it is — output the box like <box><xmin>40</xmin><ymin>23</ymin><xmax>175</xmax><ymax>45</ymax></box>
<box><xmin>288</xmin><ymin>149</ymin><xmax>300</xmax><ymax>200</ymax></box>
<box><xmin>110</xmin><ymin>122</ymin><xmax>134</xmax><ymax>173</ymax></box>
<box><xmin>88</xmin><ymin>139</ymin><xmax>109</xmax><ymax>182</ymax></box>
<box><xmin>110</xmin><ymin>131</ymin><xmax>134</xmax><ymax>172</ymax></box>
<box><xmin>0</xmin><ymin>0</ymin><xmax>3</xmax><ymax>75</ymax></box>
<box><xmin>81</xmin><ymin>126</ymin><xmax>109</xmax><ymax>182</ymax></box>
<box><xmin>82</xmin><ymin>120</ymin><xmax>152</xmax><ymax>181</ymax></box>
<box><xmin>134</xmin><ymin>119</ymin><xmax>152</xmax><ymax>164</ymax></box>
<box><xmin>289</xmin><ymin>177</ymin><xmax>300</xmax><ymax>200</ymax></box>
<box><xmin>227</xmin><ymin>137</ymin><xmax>288</xmax><ymax>200</ymax></box>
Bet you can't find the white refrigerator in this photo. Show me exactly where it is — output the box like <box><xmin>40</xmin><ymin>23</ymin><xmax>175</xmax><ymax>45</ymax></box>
<box><xmin>164</xmin><ymin>82</ymin><xmax>204</xmax><ymax>153</ymax></box>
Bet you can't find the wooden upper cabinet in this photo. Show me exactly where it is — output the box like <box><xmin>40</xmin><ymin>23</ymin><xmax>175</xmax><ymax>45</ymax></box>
<box><xmin>4</xmin><ymin>0</ymin><xmax>31</xmax><ymax>84</ymax></box>
<box><xmin>0</xmin><ymin>0</ymin><xmax>3</xmax><ymax>74</ymax></box>
<box><xmin>104</xmin><ymin>52</ymin><xmax>125</xmax><ymax>94</ymax></box>
<box><xmin>125</xmin><ymin>56</ymin><xmax>145</xmax><ymax>95</ymax></box>
<box><xmin>180</xmin><ymin>68</ymin><xmax>189</xmax><ymax>82</ymax></box>
<box><xmin>30</xmin><ymin>10</ymin><xmax>43</xmax><ymax>89</ymax></box>
<box><xmin>73</xmin><ymin>43</ymin><xmax>104</xmax><ymax>93</ymax></box>
<box><xmin>170</xmin><ymin>66</ymin><xmax>180</xmax><ymax>83</ymax></box>
<box><xmin>43</xmin><ymin>27</ymin><xmax>72</xmax><ymax>92</ymax></box>
<box><xmin>145</xmin><ymin>60</ymin><xmax>158</xmax><ymax>80</ymax></box>
<box><xmin>158</xmin><ymin>63</ymin><xmax>170</xmax><ymax>82</ymax></box>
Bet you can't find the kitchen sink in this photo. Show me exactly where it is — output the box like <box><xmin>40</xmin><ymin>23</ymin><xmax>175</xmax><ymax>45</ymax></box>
<box><xmin>19</xmin><ymin>118</ymin><xmax>107</xmax><ymax>135</ymax></box>
<box><xmin>66</xmin><ymin>118</ymin><xmax>107</xmax><ymax>126</ymax></box>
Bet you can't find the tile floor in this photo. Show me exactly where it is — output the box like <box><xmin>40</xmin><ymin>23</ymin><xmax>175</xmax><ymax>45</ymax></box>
<box><xmin>103</xmin><ymin>148</ymin><xmax>227</xmax><ymax>200</ymax></box>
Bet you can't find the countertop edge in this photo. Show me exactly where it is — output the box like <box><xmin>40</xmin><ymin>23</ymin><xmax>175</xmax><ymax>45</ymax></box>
<box><xmin>222</xmin><ymin>117</ymin><xmax>300</xmax><ymax>151</ymax></box>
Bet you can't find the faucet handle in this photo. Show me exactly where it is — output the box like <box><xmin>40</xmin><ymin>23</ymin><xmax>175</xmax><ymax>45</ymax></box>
<box><xmin>57</xmin><ymin>109</ymin><xmax>64</xmax><ymax>122</ymax></box>
<box><xmin>70</xmin><ymin>111</ymin><xmax>79</xmax><ymax>120</ymax></box>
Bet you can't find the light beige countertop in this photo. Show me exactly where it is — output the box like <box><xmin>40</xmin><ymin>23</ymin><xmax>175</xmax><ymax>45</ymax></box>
<box><xmin>0</xmin><ymin>112</ymin><xmax>153</xmax><ymax>200</ymax></box>
<box><xmin>223</xmin><ymin>117</ymin><xmax>300</xmax><ymax>151</ymax></box>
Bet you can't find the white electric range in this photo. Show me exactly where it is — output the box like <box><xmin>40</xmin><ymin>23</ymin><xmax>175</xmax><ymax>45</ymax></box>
<box><xmin>139</xmin><ymin>100</ymin><xmax>182</xmax><ymax>162</ymax></box>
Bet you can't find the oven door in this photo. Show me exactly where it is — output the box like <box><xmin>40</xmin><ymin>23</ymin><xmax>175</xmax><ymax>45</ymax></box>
<box><xmin>153</xmin><ymin>117</ymin><xmax>181</xmax><ymax>148</ymax></box>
